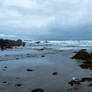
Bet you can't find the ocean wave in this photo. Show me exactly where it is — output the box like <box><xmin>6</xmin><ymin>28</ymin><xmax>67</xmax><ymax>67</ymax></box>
<box><xmin>26</xmin><ymin>40</ymin><xmax>92</xmax><ymax>50</ymax></box>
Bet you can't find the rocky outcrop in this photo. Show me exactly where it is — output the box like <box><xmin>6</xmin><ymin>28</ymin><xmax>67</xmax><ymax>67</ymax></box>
<box><xmin>72</xmin><ymin>49</ymin><xmax>92</xmax><ymax>70</ymax></box>
<box><xmin>72</xmin><ymin>49</ymin><xmax>92</xmax><ymax>60</ymax></box>
<box><xmin>0</xmin><ymin>39</ymin><xmax>26</xmax><ymax>50</ymax></box>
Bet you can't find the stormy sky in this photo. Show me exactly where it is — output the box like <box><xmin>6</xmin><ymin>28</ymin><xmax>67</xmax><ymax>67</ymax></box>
<box><xmin>0</xmin><ymin>0</ymin><xmax>92</xmax><ymax>40</ymax></box>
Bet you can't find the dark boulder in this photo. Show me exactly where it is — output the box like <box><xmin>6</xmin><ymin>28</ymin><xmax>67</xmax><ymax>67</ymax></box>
<box><xmin>35</xmin><ymin>41</ymin><xmax>40</xmax><ymax>44</ymax></box>
<box><xmin>72</xmin><ymin>49</ymin><xmax>92</xmax><ymax>60</ymax></box>
<box><xmin>52</xmin><ymin>72</ymin><xmax>58</xmax><ymax>75</ymax></box>
<box><xmin>0</xmin><ymin>39</ymin><xmax>26</xmax><ymax>50</ymax></box>
<box><xmin>15</xmin><ymin>84</ymin><xmax>22</xmax><ymax>87</ymax></box>
<box><xmin>16</xmin><ymin>39</ymin><xmax>25</xmax><ymax>46</ymax></box>
<box><xmin>69</xmin><ymin>80</ymin><xmax>80</xmax><ymax>86</ymax></box>
<box><xmin>22</xmin><ymin>42</ymin><xmax>26</xmax><ymax>47</ymax></box>
<box><xmin>41</xmin><ymin>55</ymin><xmax>45</xmax><ymax>57</ymax></box>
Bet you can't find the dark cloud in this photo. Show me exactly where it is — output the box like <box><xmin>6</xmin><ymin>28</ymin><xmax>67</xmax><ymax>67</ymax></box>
<box><xmin>0</xmin><ymin>0</ymin><xmax>92</xmax><ymax>40</ymax></box>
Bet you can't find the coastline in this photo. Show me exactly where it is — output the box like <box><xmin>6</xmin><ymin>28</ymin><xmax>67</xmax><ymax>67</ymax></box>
<box><xmin>0</xmin><ymin>40</ymin><xmax>92</xmax><ymax>92</ymax></box>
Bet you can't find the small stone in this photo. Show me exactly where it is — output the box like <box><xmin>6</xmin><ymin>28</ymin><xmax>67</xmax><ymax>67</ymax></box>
<box><xmin>88</xmin><ymin>83</ymin><xmax>92</xmax><ymax>86</ymax></box>
<box><xmin>2</xmin><ymin>81</ymin><xmax>7</xmax><ymax>83</ymax></box>
<box><xmin>31</xmin><ymin>88</ymin><xmax>44</xmax><ymax>92</ymax></box>
<box><xmin>41</xmin><ymin>55</ymin><xmax>45</xmax><ymax>57</ymax></box>
<box><xmin>16</xmin><ymin>58</ymin><xmax>19</xmax><ymax>60</ymax></box>
<box><xmin>26</xmin><ymin>69</ymin><xmax>33</xmax><ymax>72</ymax></box>
<box><xmin>69</xmin><ymin>80</ymin><xmax>80</xmax><ymax>86</ymax></box>
<box><xmin>4</xmin><ymin>66</ymin><xmax>7</xmax><ymax>68</ymax></box>
<box><xmin>15</xmin><ymin>84</ymin><xmax>22</xmax><ymax>87</ymax></box>
<box><xmin>52</xmin><ymin>72</ymin><xmax>58</xmax><ymax>75</ymax></box>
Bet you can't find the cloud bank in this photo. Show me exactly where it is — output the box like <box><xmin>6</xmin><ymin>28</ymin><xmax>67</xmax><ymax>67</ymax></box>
<box><xmin>0</xmin><ymin>0</ymin><xmax>92</xmax><ymax>40</ymax></box>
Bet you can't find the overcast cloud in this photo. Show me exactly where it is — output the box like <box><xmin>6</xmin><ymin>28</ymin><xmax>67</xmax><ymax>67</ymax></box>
<box><xmin>0</xmin><ymin>0</ymin><xmax>92</xmax><ymax>40</ymax></box>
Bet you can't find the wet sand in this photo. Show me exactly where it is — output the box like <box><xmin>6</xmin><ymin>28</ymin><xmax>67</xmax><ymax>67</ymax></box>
<box><xmin>0</xmin><ymin>49</ymin><xmax>92</xmax><ymax>92</ymax></box>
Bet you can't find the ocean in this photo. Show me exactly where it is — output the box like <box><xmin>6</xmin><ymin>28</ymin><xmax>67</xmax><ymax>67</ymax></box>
<box><xmin>26</xmin><ymin>40</ymin><xmax>92</xmax><ymax>50</ymax></box>
<box><xmin>0</xmin><ymin>37</ymin><xmax>92</xmax><ymax>92</ymax></box>
<box><xmin>0</xmin><ymin>33</ymin><xmax>92</xmax><ymax>50</ymax></box>
<box><xmin>0</xmin><ymin>40</ymin><xmax>92</xmax><ymax>60</ymax></box>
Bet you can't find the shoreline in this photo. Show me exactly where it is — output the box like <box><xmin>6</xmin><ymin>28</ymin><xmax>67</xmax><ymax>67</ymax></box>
<box><xmin>0</xmin><ymin>48</ymin><xmax>91</xmax><ymax>92</ymax></box>
<box><xmin>0</xmin><ymin>39</ymin><xmax>92</xmax><ymax>92</ymax></box>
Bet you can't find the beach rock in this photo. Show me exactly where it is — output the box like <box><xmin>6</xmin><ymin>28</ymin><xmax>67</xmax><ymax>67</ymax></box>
<box><xmin>72</xmin><ymin>49</ymin><xmax>92</xmax><ymax>70</ymax></box>
<box><xmin>35</xmin><ymin>41</ymin><xmax>40</xmax><ymax>44</ymax></box>
<box><xmin>69</xmin><ymin>80</ymin><xmax>80</xmax><ymax>86</ymax></box>
<box><xmin>15</xmin><ymin>84</ymin><xmax>22</xmax><ymax>87</ymax></box>
<box><xmin>52</xmin><ymin>72</ymin><xmax>58</xmax><ymax>75</ymax></box>
<box><xmin>4</xmin><ymin>66</ymin><xmax>8</xmax><ymax>68</ymax></box>
<box><xmin>16</xmin><ymin>39</ymin><xmax>26</xmax><ymax>47</ymax></box>
<box><xmin>80</xmin><ymin>77</ymin><xmax>92</xmax><ymax>82</ymax></box>
<box><xmin>38</xmin><ymin>48</ymin><xmax>45</xmax><ymax>51</ymax></box>
<box><xmin>22</xmin><ymin>42</ymin><xmax>26</xmax><ymax>47</ymax></box>
<box><xmin>31</xmin><ymin>88</ymin><xmax>44</xmax><ymax>92</ymax></box>
<box><xmin>16</xmin><ymin>39</ymin><xmax>23</xmax><ymax>46</ymax></box>
<box><xmin>69</xmin><ymin>77</ymin><xmax>92</xmax><ymax>86</ymax></box>
<box><xmin>26</xmin><ymin>69</ymin><xmax>33</xmax><ymax>72</ymax></box>
<box><xmin>72</xmin><ymin>49</ymin><xmax>92</xmax><ymax>60</ymax></box>
<box><xmin>88</xmin><ymin>83</ymin><xmax>92</xmax><ymax>86</ymax></box>
<box><xmin>41</xmin><ymin>55</ymin><xmax>45</xmax><ymax>57</ymax></box>
<box><xmin>16</xmin><ymin>58</ymin><xmax>19</xmax><ymax>60</ymax></box>
<box><xmin>80</xmin><ymin>62</ymin><xmax>92</xmax><ymax>70</ymax></box>
<box><xmin>0</xmin><ymin>39</ymin><xmax>26</xmax><ymax>50</ymax></box>
<box><xmin>2</xmin><ymin>81</ymin><xmax>7</xmax><ymax>84</ymax></box>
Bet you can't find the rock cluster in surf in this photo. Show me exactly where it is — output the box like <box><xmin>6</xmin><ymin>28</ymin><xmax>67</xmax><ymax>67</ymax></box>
<box><xmin>72</xmin><ymin>49</ymin><xmax>92</xmax><ymax>60</ymax></box>
<box><xmin>0</xmin><ymin>39</ymin><xmax>26</xmax><ymax>50</ymax></box>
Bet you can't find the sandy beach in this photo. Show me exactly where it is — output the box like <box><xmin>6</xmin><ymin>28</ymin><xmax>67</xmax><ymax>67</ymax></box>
<box><xmin>0</xmin><ymin>44</ymin><xmax>92</xmax><ymax>92</ymax></box>
<box><xmin>0</xmin><ymin>0</ymin><xmax>92</xmax><ymax>91</ymax></box>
